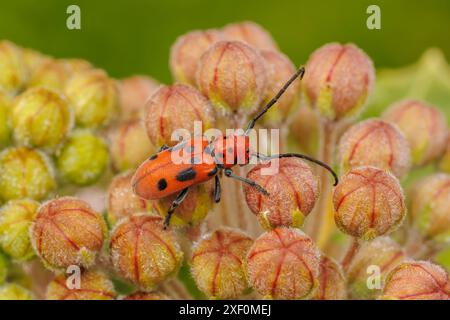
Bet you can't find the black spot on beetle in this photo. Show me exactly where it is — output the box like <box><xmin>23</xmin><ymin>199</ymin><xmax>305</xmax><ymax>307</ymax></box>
<box><xmin>149</xmin><ymin>154</ymin><xmax>158</xmax><ymax>160</ymax></box>
<box><xmin>157</xmin><ymin>178</ymin><xmax>168</xmax><ymax>191</ymax></box>
<box><xmin>176</xmin><ymin>167</ymin><xmax>197</xmax><ymax>182</ymax></box>
<box><xmin>208</xmin><ymin>167</ymin><xmax>218</xmax><ymax>176</ymax></box>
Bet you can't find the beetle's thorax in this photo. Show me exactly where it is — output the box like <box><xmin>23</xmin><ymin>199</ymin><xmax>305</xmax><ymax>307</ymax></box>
<box><xmin>210</xmin><ymin>134</ymin><xmax>250</xmax><ymax>168</ymax></box>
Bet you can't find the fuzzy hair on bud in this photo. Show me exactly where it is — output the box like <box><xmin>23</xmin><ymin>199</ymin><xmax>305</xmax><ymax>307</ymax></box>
<box><xmin>190</xmin><ymin>228</ymin><xmax>253</xmax><ymax>299</ymax></box>
<box><xmin>333</xmin><ymin>166</ymin><xmax>406</xmax><ymax>240</ymax></box>
<box><xmin>246</xmin><ymin>227</ymin><xmax>321</xmax><ymax>300</ymax></box>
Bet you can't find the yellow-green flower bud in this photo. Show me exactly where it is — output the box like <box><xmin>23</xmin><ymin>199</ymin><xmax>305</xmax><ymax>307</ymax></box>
<box><xmin>0</xmin><ymin>147</ymin><xmax>55</xmax><ymax>201</ymax></box>
<box><xmin>62</xmin><ymin>58</ymin><xmax>92</xmax><ymax>74</ymax></box>
<box><xmin>11</xmin><ymin>87</ymin><xmax>72</xmax><ymax>151</ymax></box>
<box><xmin>0</xmin><ymin>283</ymin><xmax>33</xmax><ymax>300</ymax></box>
<box><xmin>0</xmin><ymin>199</ymin><xmax>39</xmax><ymax>261</ymax></box>
<box><xmin>0</xmin><ymin>90</ymin><xmax>12</xmax><ymax>148</ymax></box>
<box><xmin>0</xmin><ymin>252</ymin><xmax>7</xmax><ymax>285</ymax></box>
<box><xmin>22</xmin><ymin>48</ymin><xmax>49</xmax><ymax>76</ymax></box>
<box><xmin>28</xmin><ymin>59</ymin><xmax>70</xmax><ymax>92</ymax></box>
<box><xmin>65</xmin><ymin>69</ymin><xmax>119</xmax><ymax>128</ymax></box>
<box><xmin>0</xmin><ymin>41</ymin><xmax>27</xmax><ymax>93</ymax></box>
<box><xmin>56</xmin><ymin>130</ymin><xmax>109</xmax><ymax>186</ymax></box>
<box><xmin>31</xmin><ymin>197</ymin><xmax>107</xmax><ymax>272</ymax></box>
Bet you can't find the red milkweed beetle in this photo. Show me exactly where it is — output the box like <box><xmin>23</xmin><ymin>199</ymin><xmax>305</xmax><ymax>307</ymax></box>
<box><xmin>132</xmin><ymin>67</ymin><xmax>338</xmax><ymax>229</ymax></box>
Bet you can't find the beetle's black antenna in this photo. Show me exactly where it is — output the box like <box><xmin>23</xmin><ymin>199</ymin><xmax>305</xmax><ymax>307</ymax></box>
<box><xmin>254</xmin><ymin>152</ymin><xmax>339</xmax><ymax>186</ymax></box>
<box><xmin>245</xmin><ymin>66</ymin><xmax>305</xmax><ymax>134</ymax></box>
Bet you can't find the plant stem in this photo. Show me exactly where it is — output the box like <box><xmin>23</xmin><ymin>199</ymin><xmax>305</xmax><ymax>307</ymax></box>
<box><xmin>341</xmin><ymin>238</ymin><xmax>361</xmax><ymax>271</ymax></box>
<box><xmin>307</xmin><ymin>119</ymin><xmax>337</xmax><ymax>245</ymax></box>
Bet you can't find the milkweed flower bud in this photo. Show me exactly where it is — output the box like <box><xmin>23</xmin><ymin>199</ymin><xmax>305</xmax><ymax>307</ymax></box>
<box><xmin>118</xmin><ymin>75</ymin><xmax>160</xmax><ymax>120</ymax></box>
<box><xmin>56</xmin><ymin>130</ymin><xmax>109</xmax><ymax>186</ymax></box>
<box><xmin>28</xmin><ymin>59</ymin><xmax>69</xmax><ymax>92</ymax></box>
<box><xmin>339</xmin><ymin>119</ymin><xmax>411</xmax><ymax>178</ymax></box>
<box><xmin>222</xmin><ymin>21</ymin><xmax>278</xmax><ymax>51</ymax></box>
<box><xmin>196</xmin><ymin>41</ymin><xmax>267</xmax><ymax>115</ymax></box>
<box><xmin>65</xmin><ymin>69</ymin><xmax>119</xmax><ymax>128</ymax></box>
<box><xmin>0</xmin><ymin>199</ymin><xmax>39</xmax><ymax>261</ymax></box>
<box><xmin>46</xmin><ymin>270</ymin><xmax>116</xmax><ymax>300</ymax></box>
<box><xmin>0</xmin><ymin>90</ymin><xmax>12</xmax><ymax>148</ymax></box>
<box><xmin>11</xmin><ymin>87</ymin><xmax>72</xmax><ymax>151</ymax></box>
<box><xmin>333</xmin><ymin>166</ymin><xmax>406</xmax><ymax>240</ymax></box>
<box><xmin>62</xmin><ymin>58</ymin><xmax>92</xmax><ymax>74</ymax></box>
<box><xmin>22</xmin><ymin>48</ymin><xmax>48</xmax><ymax>75</ymax></box>
<box><xmin>259</xmin><ymin>50</ymin><xmax>300</xmax><ymax>126</ymax></box>
<box><xmin>439</xmin><ymin>137</ymin><xmax>450</xmax><ymax>173</ymax></box>
<box><xmin>121</xmin><ymin>291</ymin><xmax>169</xmax><ymax>300</ymax></box>
<box><xmin>383</xmin><ymin>99</ymin><xmax>448</xmax><ymax>166</ymax></box>
<box><xmin>30</xmin><ymin>197</ymin><xmax>107</xmax><ymax>272</ymax></box>
<box><xmin>0</xmin><ymin>283</ymin><xmax>33</xmax><ymax>300</ymax></box>
<box><xmin>346</xmin><ymin>237</ymin><xmax>406</xmax><ymax>299</ymax></box>
<box><xmin>144</xmin><ymin>84</ymin><xmax>215</xmax><ymax>147</ymax></box>
<box><xmin>191</xmin><ymin>228</ymin><xmax>253</xmax><ymax>299</ymax></box>
<box><xmin>314</xmin><ymin>256</ymin><xmax>346</xmax><ymax>300</ymax></box>
<box><xmin>410</xmin><ymin>173</ymin><xmax>450</xmax><ymax>243</ymax></box>
<box><xmin>109</xmin><ymin>120</ymin><xmax>154</xmax><ymax>172</ymax></box>
<box><xmin>0</xmin><ymin>41</ymin><xmax>27</xmax><ymax>93</ymax></box>
<box><xmin>0</xmin><ymin>147</ymin><xmax>55</xmax><ymax>201</ymax></box>
<box><xmin>244</xmin><ymin>158</ymin><xmax>319</xmax><ymax>229</ymax></box>
<box><xmin>304</xmin><ymin>43</ymin><xmax>375</xmax><ymax>121</ymax></box>
<box><xmin>0</xmin><ymin>252</ymin><xmax>7</xmax><ymax>285</ymax></box>
<box><xmin>170</xmin><ymin>30</ymin><xmax>224</xmax><ymax>86</ymax></box>
<box><xmin>109</xmin><ymin>214</ymin><xmax>183</xmax><ymax>291</ymax></box>
<box><xmin>246</xmin><ymin>227</ymin><xmax>321</xmax><ymax>299</ymax></box>
<box><xmin>152</xmin><ymin>182</ymin><xmax>214</xmax><ymax>227</ymax></box>
<box><xmin>381</xmin><ymin>261</ymin><xmax>450</xmax><ymax>300</ymax></box>
<box><xmin>107</xmin><ymin>171</ymin><xmax>152</xmax><ymax>223</ymax></box>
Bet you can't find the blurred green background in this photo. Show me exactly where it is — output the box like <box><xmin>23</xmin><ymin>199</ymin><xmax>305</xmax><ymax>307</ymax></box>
<box><xmin>0</xmin><ymin>0</ymin><xmax>449</xmax><ymax>83</ymax></box>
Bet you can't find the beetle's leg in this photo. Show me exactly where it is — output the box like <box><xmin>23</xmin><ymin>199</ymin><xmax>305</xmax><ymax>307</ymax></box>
<box><xmin>163</xmin><ymin>187</ymin><xmax>189</xmax><ymax>229</ymax></box>
<box><xmin>159</xmin><ymin>144</ymin><xmax>170</xmax><ymax>152</ymax></box>
<box><xmin>224</xmin><ymin>168</ymin><xmax>269</xmax><ymax>195</ymax></box>
<box><xmin>214</xmin><ymin>175</ymin><xmax>221</xmax><ymax>203</ymax></box>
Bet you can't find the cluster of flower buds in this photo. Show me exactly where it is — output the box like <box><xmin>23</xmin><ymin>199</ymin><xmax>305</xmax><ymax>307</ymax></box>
<box><xmin>170</xmin><ymin>21</ymin><xmax>301</xmax><ymax>126</ymax></box>
<box><xmin>0</xmin><ymin>21</ymin><xmax>449</xmax><ymax>301</ymax></box>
